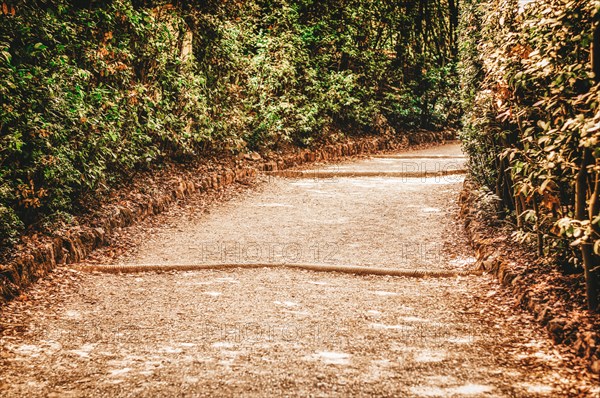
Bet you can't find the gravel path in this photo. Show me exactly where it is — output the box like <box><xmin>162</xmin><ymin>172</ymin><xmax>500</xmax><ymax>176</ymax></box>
<box><xmin>1</xmin><ymin>143</ymin><xmax>598</xmax><ymax>397</ymax></box>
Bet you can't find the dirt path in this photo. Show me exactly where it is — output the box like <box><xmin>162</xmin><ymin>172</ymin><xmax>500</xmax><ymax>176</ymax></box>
<box><xmin>1</xmin><ymin>143</ymin><xmax>598</xmax><ymax>397</ymax></box>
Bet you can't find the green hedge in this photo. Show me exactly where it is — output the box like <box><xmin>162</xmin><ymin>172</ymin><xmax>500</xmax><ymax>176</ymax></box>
<box><xmin>0</xmin><ymin>0</ymin><xmax>459</xmax><ymax>249</ymax></box>
<box><xmin>460</xmin><ymin>0</ymin><xmax>600</xmax><ymax>310</ymax></box>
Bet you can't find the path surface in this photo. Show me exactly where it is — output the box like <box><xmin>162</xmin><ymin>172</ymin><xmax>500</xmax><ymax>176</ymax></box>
<box><xmin>1</xmin><ymin>143</ymin><xmax>598</xmax><ymax>397</ymax></box>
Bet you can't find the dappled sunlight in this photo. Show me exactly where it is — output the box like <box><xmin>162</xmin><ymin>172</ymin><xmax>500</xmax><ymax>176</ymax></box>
<box><xmin>410</xmin><ymin>383</ymin><xmax>494</xmax><ymax>397</ymax></box>
<box><xmin>517</xmin><ymin>382</ymin><xmax>553</xmax><ymax>395</ymax></box>
<box><xmin>304</xmin><ymin>351</ymin><xmax>351</xmax><ymax>365</ymax></box>
<box><xmin>413</xmin><ymin>350</ymin><xmax>447</xmax><ymax>363</ymax></box>
<box><xmin>452</xmin><ymin>384</ymin><xmax>494</xmax><ymax>395</ymax></box>
<box><xmin>369</xmin><ymin>323</ymin><xmax>414</xmax><ymax>331</ymax></box>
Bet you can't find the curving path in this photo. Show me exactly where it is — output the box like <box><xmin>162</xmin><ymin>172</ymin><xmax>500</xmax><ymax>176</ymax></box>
<box><xmin>0</xmin><ymin>143</ymin><xmax>598</xmax><ymax>397</ymax></box>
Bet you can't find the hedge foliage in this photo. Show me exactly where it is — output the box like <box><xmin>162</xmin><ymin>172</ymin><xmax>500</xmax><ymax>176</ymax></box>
<box><xmin>460</xmin><ymin>0</ymin><xmax>600</xmax><ymax>310</ymax></box>
<box><xmin>0</xmin><ymin>0</ymin><xmax>459</xmax><ymax>249</ymax></box>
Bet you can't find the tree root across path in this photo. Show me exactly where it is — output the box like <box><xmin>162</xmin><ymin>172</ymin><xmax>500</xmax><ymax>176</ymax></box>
<box><xmin>73</xmin><ymin>263</ymin><xmax>482</xmax><ymax>277</ymax></box>
<box><xmin>265</xmin><ymin>170</ymin><xmax>467</xmax><ymax>179</ymax></box>
<box><xmin>371</xmin><ymin>154</ymin><xmax>466</xmax><ymax>159</ymax></box>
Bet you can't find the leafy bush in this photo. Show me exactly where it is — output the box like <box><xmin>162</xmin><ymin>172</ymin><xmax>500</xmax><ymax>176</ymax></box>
<box><xmin>460</xmin><ymin>0</ymin><xmax>600</xmax><ymax>310</ymax></box>
<box><xmin>0</xmin><ymin>0</ymin><xmax>459</xmax><ymax>250</ymax></box>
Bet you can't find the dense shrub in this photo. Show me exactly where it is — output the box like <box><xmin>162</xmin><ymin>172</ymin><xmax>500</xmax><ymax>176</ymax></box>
<box><xmin>460</xmin><ymin>0</ymin><xmax>600</xmax><ymax>310</ymax></box>
<box><xmin>0</xmin><ymin>0</ymin><xmax>458</xmax><ymax>252</ymax></box>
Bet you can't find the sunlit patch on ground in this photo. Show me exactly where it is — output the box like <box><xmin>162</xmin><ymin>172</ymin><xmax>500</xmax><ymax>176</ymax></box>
<box><xmin>452</xmin><ymin>384</ymin><xmax>494</xmax><ymax>395</ymax></box>
<box><xmin>307</xmin><ymin>280</ymin><xmax>329</xmax><ymax>285</ymax></box>
<box><xmin>64</xmin><ymin>310</ymin><xmax>82</xmax><ymax>319</ymax></box>
<box><xmin>397</xmin><ymin>316</ymin><xmax>432</xmax><ymax>323</ymax></box>
<box><xmin>214</xmin><ymin>277</ymin><xmax>240</xmax><ymax>284</ymax></box>
<box><xmin>371</xmin><ymin>290</ymin><xmax>398</xmax><ymax>296</ymax></box>
<box><xmin>274</xmin><ymin>300</ymin><xmax>299</xmax><ymax>307</ymax></box>
<box><xmin>370</xmin><ymin>322</ymin><xmax>414</xmax><ymax>331</ymax></box>
<box><xmin>304</xmin><ymin>351</ymin><xmax>351</xmax><ymax>365</ymax></box>
<box><xmin>446</xmin><ymin>336</ymin><xmax>476</xmax><ymax>345</ymax></box>
<box><xmin>109</xmin><ymin>368</ymin><xmax>131</xmax><ymax>377</ymax></box>
<box><xmin>212</xmin><ymin>342</ymin><xmax>235</xmax><ymax>349</ymax></box>
<box><xmin>409</xmin><ymin>385</ymin><xmax>448</xmax><ymax>397</ymax></box>
<box><xmin>217</xmin><ymin>349</ymin><xmax>241</xmax><ymax>366</ymax></box>
<box><xmin>254</xmin><ymin>203</ymin><xmax>294</xmax><ymax>207</ymax></box>
<box><xmin>160</xmin><ymin>346</ymin><xmax>183</xmax><ymax>354</ymax></box>
<box><xmin>514</xmin><ymin>350</ymin><xmax>560</xmax><ymax>364</ymax></box>
<box><xmin>410</xmin><ymin>383</ymin><xmax>494</xmax><ymax>397</ymax></box>
<box><xmin>413</xmin><ymin>349</ymin><xmax>447</xmax><ymax>363</ymax></box>
<box><xmin>70</xmin><ymin>343</ymin><xmax>97</xmax><ymax>358</ymax></box>
<box><xmin>517</xmin><ymin>382</ymin><xmax>553</xmax><ymax>394</ymax></box>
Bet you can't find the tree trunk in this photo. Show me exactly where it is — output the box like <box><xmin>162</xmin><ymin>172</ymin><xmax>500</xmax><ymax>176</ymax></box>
<box><xmin>593</xmin><ymin>23</ymin><xmax>600</xmax><ymax>80</ymax></box>
<box><xmin>586</xmin><ymin>167</ymin><xmax>600</xmax><ymax>312</ymax></box>
<box><xmin>448</xmin><ymin>0</ymin><xmax>459</xmax><ymax>57</ymax></box>
<box><xmin>577</xmin><ymin>149</ymin><xmax>600</xmax><ymax>312</ymax></box>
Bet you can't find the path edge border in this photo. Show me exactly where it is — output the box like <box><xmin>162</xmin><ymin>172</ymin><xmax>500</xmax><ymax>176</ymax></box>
<box><xmin>0</xmin><ymin>130</ymin><xmax>453</xmax><ymax>303</ymax></box>
<box><xmin>459</xmin><ymin>178</ymin><xmax>600</xmax><ymax>374</ymax></box>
